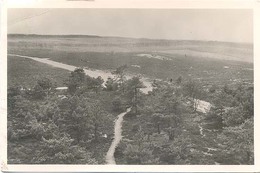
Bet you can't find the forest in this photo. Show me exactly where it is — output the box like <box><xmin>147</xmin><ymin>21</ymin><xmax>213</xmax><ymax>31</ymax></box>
<box><xmin>7</xmin><ymin>64</ymin><xmax>254</xmax><ymax>165</ymax></box>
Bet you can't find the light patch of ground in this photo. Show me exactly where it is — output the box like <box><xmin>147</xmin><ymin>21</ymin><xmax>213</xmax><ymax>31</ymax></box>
<box><xmin>137</xmin><ymin>54</ymin><xmax>171</xmax><ymax>61</ymax></box>
<box><xmin>131</xmin><ymin>65</ymin><xmax>141</xmax><ymax>68</ymax></box>
<box><xmin>159</xmin><ymin>49</ymin><xmax>252</xmax><ymax>62</ymax></box>
<box><xmin>195</xmin><ymin>99</ymin><xmax>212</xmax><ymax>113</ymax></box>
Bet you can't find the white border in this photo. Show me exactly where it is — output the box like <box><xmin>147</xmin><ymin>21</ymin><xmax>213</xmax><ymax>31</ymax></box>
<box><xmin>1</xmin><ymin>0</ymin><xmax>259</xmax><ymax>172</ymax></box>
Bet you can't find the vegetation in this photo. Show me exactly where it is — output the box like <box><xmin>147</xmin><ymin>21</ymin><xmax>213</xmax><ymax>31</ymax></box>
<box><xmin>7</xmin><ymin>35</ymin><xmax>254</xmax><ymax>164</ymax></box>
<box><xmin>8</xmin><ymin>68</ymin><xmax>115</xmax><ymax>164</ymax></box>
<box><xmin>117</xmin><ymin>80</ymin><xmax>253</xmax><ymax>164</ymax></box>
<box><xmin>8</xmin><ymin>56</ymin><xmax>69</xmax><ymax>88</ymax></box>
<box><xmin>8</xmin><ymin>49</ymin><xmax>253</xmax><ymax>87</ymax></box>
<box><xmin>8</xmin><ymin>63</ymin><xmax>253</xmax><ymax>164</ymax></box>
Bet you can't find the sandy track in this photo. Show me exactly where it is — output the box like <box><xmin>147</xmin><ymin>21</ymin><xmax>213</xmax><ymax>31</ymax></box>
<box><xmin>105</xmin><ymin>107</ymin><xmax>131</xmax><ymax>164</ymax></box>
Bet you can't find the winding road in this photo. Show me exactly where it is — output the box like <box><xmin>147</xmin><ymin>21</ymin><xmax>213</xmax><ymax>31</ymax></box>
<box><xmin>105</xmin><ymin>107</ymin><xmax>132</xmax><ymax>164</ymax></box>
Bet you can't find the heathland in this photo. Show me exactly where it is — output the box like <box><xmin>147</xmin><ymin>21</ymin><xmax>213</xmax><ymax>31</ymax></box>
<box><xmin>7</xmin><ymin>34</ymin><xmax>253</xmax><ymax>164</ymax></box>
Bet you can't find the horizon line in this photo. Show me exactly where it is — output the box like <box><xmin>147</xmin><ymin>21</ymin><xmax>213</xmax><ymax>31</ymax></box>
<box><xmin>7</xmin><ymin>33</ymin><xmax>253</xmax><ymax>45</ymax></box>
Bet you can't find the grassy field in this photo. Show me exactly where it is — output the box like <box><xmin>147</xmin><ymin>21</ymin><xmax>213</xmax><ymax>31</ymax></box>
<box><xmin>8</xmin><ymin>49</ymin><xmax>253</xmax><ymax>89</ymax></box>
<box><xmin>8</xmin><ymin>56</ymin><xmax>70</xmax><ymax>88</ymax></box>
<box><xmin>8</xmin><ymin>35</ymin><xmax>253</xmax><ymax>89</ymax></box>
<box><xmin>50</xmin><ymin>51</ymin><xmax>253</xmax><ymax>86</ymax></box>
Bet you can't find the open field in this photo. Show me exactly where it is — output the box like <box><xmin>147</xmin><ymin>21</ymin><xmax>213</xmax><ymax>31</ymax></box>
<box><xmin>8</xmin><ymin>34</ymin><xmax>253</xmax><ymax>62</ymax></box>
<box><xmin>8</xmin><ymin>35</ymin><xmax>253</xmax><ymax>89</ymax></box>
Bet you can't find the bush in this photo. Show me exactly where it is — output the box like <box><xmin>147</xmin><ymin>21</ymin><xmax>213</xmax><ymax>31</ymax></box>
<box><xmin>222</xmin><ymin>106</ymin><xmax>245</xmax><ymax>126</ymax></box>
<box><xmin>112</xmin><ymin>97</ymin><xmax>124</xmax><ymax>112</ymax></box>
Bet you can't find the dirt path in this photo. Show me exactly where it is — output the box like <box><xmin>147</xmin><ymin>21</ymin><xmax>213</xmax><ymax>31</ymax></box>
<box><xmin>8</xmin><ymin>54</ymin><xmax>152</xmax><ymax>93</ymax></box>
<box><xmin>105</xmin><ymin>107</ymin><xmax>131</xmax><ymax>164</ymax></box>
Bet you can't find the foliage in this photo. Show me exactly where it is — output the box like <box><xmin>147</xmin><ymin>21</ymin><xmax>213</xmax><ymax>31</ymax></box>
<box><xmin>111</xmin><ymin>97</ymin><xmax>125</xmax><ymax>112</ymax></box>
<box><xmin>105</xmin><ymin>77</ymin><xmax>119</xmax><ymax>91</ymax></box>
<box><xmin>216</xmin><ymin>118</ymin><xmax>254</xmax><ymax>164</ymax></box>
<box><xmin>112</xmin><ymin>65</ymin><xmax>127</xmax><ymax>91</ymax></box>
<box><xmin>8</xmin><ymin>57</ymin><xmax>254</xmax><ymax>165</ymax></box>
<box><xmin>183</xmin><ymin>79</ymin><xmax>204</xmax><ymax>111</ymax></box>
<box><xmin>124</xmin><ymin>76</ymin><xmax>146</xmax><ymax>114</ymax></box>
<box><xmin>37</xmin><ymin>77</ymin><xmax>55</xmax><ymax>90</ymax></box>
<box><xmin>65</xmin><ymin>68</ymin><xmax>104</xmax><ymax>94</ymax></box>
<box><xmin>33</xmin><ymin>133</ymin><xmax>97</xmax><ymax>164</ymax></box>
<box><xmin>123</xmin><ymin>129</ymin><xmax>159</xmax><ymax>164</ymax></box>
<box><xmin>7</xmin><ymin>74</ymin><xmax>112</xmax><ymax>164</ymax></box>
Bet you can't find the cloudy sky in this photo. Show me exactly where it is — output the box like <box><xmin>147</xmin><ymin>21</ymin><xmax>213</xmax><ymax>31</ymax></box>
<box><xmin>8</xmin><ymin>9</ymin><xmax>253</xmax><ymax>43</ymax></box>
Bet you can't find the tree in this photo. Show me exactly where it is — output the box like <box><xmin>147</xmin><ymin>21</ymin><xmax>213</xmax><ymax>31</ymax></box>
<box><xmin>123</xmin><ymin>129</ymin><xmax>159</xmax><ymax>164</ymax></box>
<box><xmin>183</xmin><ymin>80</ymin><xmax>203</xmax><ymax>111</ymax></box>
<box><xmin>151</xmin><ymin>113</ymin><xmax>166</xmax><ymax>134</ymax></box>
<box><xmin>65</xmin><ymin>68</ymin><xmax>105</xmax><ymax>94</ymax></box>
<box><xmin>163</xmin><ymin>95</ymin><xmax>181</xmax><ymax>114</ymax></box>
<box><xmin>84</xmin><ymin>76</ymin><xmax>104</xmax><ymax>93</ymax></box>
<box><xmin>216</xmin><ymin>118</ymin><xmax>253</xmax><ymax>164</ymax></box>
<box><xmin>222</xmin><ymin>83</ymin><xmax>233</xmax><ymax>95</ymax></box>
<box><xmin>37</xmin><ymin>77</ymin><xmax>54</xmax><ymax>90</ymax></box>
<box><xmin>26</xmin><ymin>84</ymin><xmax>46</xmax><ymax>100</ymax></box>
<box><xmin>112</xmin><ymin>65</ymin><xmax>127</xmax><ymax>91</ymax></box>
<box><xmin>222</xmin><ymin>106</ymin><xmax>245</xmax><ymax>127</ymax></box>
<box><xmin>88</xmin><ymin>101</ymin><xmax>106</xmax><ymax>140</ymax></box>
<box><xmin>160</xmin><ymin>134</ymin><xmax>193</xmax><ymax>164</ymax></box>
<box><xmin>65</xmin><ymin>68</ymin><xmax>86</xmax><ymax>94</ymax></box>
<box><xmin>17</xmin><ymin>78</ymin><xmax>55</xmax><ymax>100</ymax></box>
<box><xmin>112</xmin><ymin>97</ymin><xmax>124</xmax><ymax>112</ymax></box>
<box><xmin>8</xmin><ymin>86</ymin><xmax>22</xmax><ymax>111</ymax></box>
<box><xmin>8</xmin><ymin>86</ymin><xmax>21</xmax><ymax>97</ymax></box>
<box><xmin>233</xmin><ymin>86</ymin><xmax>253</xmax><ymax>118</ymax></box>
<box><xmin>33</xmin><ymin>133</ymin><xmax>97</xmax><ymax>164</ymax></box>
<box><xmin>204</xmin><ymin>106</ymin><xmax>224</xmax><ymax>130</ymax></box>
<box><xmin>105</xmin><ymin>77</ymin><xmax>118</xmax><ymax>91</ymax></box>
<box><xmin>57</xmin><ymin>96</ymin><xmax>93</xmax><ymax>142</ymax></box>
<box><xmin>27</xmin><ymin>115</ymin><xmax>45</xmax><ymax>140</ymax></box>
<box><xmin>125</xmin><ymin>76</ymin><xmax>146</xmax><ymax>114</ymax></box>
<box><xmin>164</xmin><ymin>114</ymin><xmax>182</xmax><ymax>140</ymax></box>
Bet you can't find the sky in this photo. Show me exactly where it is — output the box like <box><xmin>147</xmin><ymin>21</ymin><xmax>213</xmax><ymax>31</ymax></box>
<box><xmin>8</xmin><ymin>9</ymin><xmax>253</xmax><ymax>43</ymax></box>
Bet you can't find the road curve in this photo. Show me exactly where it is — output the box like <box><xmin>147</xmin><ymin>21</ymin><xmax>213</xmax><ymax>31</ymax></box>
<box><xmin>106</xmin><ymin>107</ymin><xmax>131</xmax><ymax>164</ymax></box>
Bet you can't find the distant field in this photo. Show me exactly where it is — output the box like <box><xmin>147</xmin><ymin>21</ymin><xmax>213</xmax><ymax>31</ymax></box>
<box><xmin>7</xmin><ymin>35</ymin><xmax>253</xmax><ymax>88</ymax></box>
<box><xmin>8</xmin><ymin>56</ymin><xmax>69</xmax><ymax>87</ymax></box>
<box><xmin>159</xmin><ymin>47</ymin><xmax>252</xmax><ymax>62</ymax></box>
<box><xmin>8</xmin><ymin>34</ymin><xmax>253</xmax><ymax>62</ymax></box>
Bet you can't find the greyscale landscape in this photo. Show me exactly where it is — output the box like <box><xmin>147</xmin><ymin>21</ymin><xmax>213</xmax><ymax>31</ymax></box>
<box><xmin>7</xmin><ymin>9</ymin><xmax>253</xmax><ymax>165</ymax></box>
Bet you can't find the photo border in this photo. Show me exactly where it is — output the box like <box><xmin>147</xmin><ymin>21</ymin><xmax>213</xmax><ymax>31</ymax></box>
<box><xmin>1</xmin><ymin>0</ymin><xmax>259</xmax><ymax>172</ymax></box>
